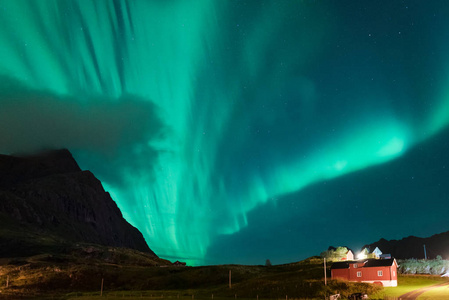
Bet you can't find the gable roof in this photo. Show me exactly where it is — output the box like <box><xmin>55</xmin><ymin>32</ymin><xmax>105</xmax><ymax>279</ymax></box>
<box><xmin>331</xmin><ymin>258</ymin><xmax>396</xmax><ymax>270</ymax></box>
<box><xmin>372</xmin><ymin>247</ymin><xmax>383</xmax><ymax>256</ymax></box>
<box><xmin>364</xmin><ymin>258</ymin><xmax>396</xmax><ymax>267</ymax></box>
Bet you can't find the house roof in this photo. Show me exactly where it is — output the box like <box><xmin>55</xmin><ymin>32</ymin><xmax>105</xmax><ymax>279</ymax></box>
<box><xmin>331</xmin><ymin>261</ymin><xmax>350</xmax><ymax>270</ymax></box>
<box><xmin>364</xmin><ymin>258</ymin><xmax>396</xmax><ymax>267</ymax></box>
<box><xmin>331</xmin><ymin>258</ymin><xmax>396</xmax><ymax>270</ymax></box>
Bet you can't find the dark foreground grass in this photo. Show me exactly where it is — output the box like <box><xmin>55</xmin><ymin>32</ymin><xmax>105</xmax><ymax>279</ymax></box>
<box><xmin>0</xmin><ymin>255</ymin><xmax>381</xmax><ymax>300</ymax></box>
<box><xmin>66</xmin><ymin>293</ymin><xmax>314</xmax><ymax>300</ymax></box>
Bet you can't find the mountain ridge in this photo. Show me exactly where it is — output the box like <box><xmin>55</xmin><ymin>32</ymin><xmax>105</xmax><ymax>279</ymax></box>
<box><xmin>0</xmin><ymin>149</ymin><xmax>156</xmax><ymax>257</ymax></box>
<box><xmin>363</xmin><ymin>230</ymin><xmax>449</xmax><ymax>259</ymax></box>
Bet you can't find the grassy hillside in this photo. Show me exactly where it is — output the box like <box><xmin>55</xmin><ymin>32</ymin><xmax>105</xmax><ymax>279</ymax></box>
<box><xmin>0</xmin><ymin>255</ymin><xmax>381</xmax><ymax>299</ymax></box>
<box><xmin>0</xmin><ymin>243</ymin><xmax>169</xmax><ymax>297</ymax></box>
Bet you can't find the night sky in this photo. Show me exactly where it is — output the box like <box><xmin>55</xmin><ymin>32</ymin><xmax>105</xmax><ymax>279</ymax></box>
<box><xmin>1</xmin><ymin>0</ymin><xmax>449</xmax><ymax>265</ymax></box>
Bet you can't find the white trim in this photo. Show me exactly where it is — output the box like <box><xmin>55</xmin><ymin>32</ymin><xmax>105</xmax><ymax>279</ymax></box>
<box><xmin>357</xmin><ymin>271</ymin><xmax>362</xmax><ymax>277</ymax></box>
<box><xmin>378</xmin><ymin>270</ymin><xmax>383</xmax><ymax>276</ymax></box>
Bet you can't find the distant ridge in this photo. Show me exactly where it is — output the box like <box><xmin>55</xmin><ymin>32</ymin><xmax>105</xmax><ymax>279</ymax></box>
<box><xmin>363</xmin><ymin>230</ymin><xmax>449</xmax><ymax>259</ymax></box>
<box><xmin>0</xmin><ymin>149</ymin><xmax>156</xmax><ymax>257</ymax></box>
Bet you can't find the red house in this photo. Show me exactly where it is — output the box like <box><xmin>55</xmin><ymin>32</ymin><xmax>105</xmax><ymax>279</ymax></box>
<box><xmin>331</xmin><ymin>258</ymin><xmax>398</xmax><ymax>287</ymax></box>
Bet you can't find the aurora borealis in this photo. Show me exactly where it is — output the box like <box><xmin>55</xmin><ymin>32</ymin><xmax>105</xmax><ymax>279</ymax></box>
<box><xmin>2</xmin><ymin>0</ymin><xmax>449</xmax><ymax>265</ymax></box>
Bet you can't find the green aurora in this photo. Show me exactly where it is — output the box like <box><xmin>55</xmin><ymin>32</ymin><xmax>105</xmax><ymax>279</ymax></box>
<box><xmin>1</xmin><ymin>1</ymin><xmax>449</xmax><ymax>265</ymax></box>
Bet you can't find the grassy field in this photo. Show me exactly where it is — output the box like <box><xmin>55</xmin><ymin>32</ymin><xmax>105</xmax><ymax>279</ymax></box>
<box><xmin>417</xmin><ymin>283</ymin><xmax>449</xmax><ymax>299</ymax></box>
<box><xmin>55</xmin><ymin>274</ymin><xmax>449</xmax><ymax>300</ymax></box>
<box><xmin>0</xmin><ymin>255</ymin><xmax>382</xmax><ymax>299</ymax></box>
<box><xmin>5</xmin><ymin>249</ymin><xmax>449</xmax><ymax>300</ymax></box>
<box><xmin>66</xmin><ymin>295</ymin><xmax>300</xmax><ymax>300</ymax></box>
<box><xmin>371</xmin><ymin>275</ymin><xmax>449</xmax><ymax>299</ymax></box>
<box><xmin>65</xmin><ymin>290</ymin><xmax>295</xmax><ymax>300</ymax></box>
<box><xmin>67</xmin><ymin>295</ymin><xmax>312</xmax><ymax>300</ymax></box>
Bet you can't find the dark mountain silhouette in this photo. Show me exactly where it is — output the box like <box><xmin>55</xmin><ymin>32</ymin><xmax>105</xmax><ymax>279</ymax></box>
<box><xmin>0</xmin><ymin>149</ymin><xmax>156</xmax><ymax>257</ymax></box>
<box><xmin>363</xmin><ymin>231</ymin><xmax>449</xmax><ymax>259</ymax></box>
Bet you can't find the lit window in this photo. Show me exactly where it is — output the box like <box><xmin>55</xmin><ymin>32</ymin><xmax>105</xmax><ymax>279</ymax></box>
<box><xmin>378</xmin><ymin>270</ymin><xmax>383</xmax><ymax>276</ymax></box>
<box><xmin>357</xmin><ymin>271</ymin><xmax>362</xmax><ymax>277</ymax></box>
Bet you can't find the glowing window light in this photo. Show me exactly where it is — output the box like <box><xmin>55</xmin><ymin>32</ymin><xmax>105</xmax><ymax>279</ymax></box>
<box><xmin>357</xmin><ymin>252</ymin><xmax>367</xmax><ymax>260</ymax></box>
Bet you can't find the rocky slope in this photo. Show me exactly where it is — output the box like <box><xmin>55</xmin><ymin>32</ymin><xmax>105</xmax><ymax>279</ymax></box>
<box><xmin>0</xmin><ymin>149</ymin><xmax>155</xmax><ymax>257</ymax></box>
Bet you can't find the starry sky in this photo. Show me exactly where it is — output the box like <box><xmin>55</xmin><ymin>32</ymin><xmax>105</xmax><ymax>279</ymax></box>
<box><xmin>1</xmin><ymin>0</ymin><xmax>449</xmax><ymax>265</ymax></box>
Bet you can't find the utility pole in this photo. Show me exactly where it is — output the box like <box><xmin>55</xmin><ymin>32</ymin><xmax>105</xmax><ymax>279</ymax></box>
<box><xmin>100</xmin><ymin>278</ymin><xmax>104</xmax><ymax>296</ymax></box>
<box><xmin>424</xmin><ymin>244</ymin><xmax>427</xmax><ymax>260</ymax></box>
<box><xmin>324</xmin><ymin>258</ymin><xmax>327</xmax><ymax>286</ymax></box>
<box><xmin>229</xmin><ymin>270</ymin><xmax>231</xmax><ymax>289</ymax></box>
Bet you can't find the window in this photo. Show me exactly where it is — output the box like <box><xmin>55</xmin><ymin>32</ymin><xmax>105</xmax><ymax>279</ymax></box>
<box><xmin>353</xmin><ymin>264</ymin><xmax>358</xmax><ymax>268</ymax></box>
<box><xmin>357</xmin><ymin>271</ymin><xmax>362</xmax><ymax>277</ymax></box>
<box><xmin>378</xmin><ymin>270</ymin><xmax>383</xmax><ymax>276</ymax></box>
<box><xmin>393</xmin><ymin>271</ymin><xmax>396</xmax><ymax>276</ymax></box>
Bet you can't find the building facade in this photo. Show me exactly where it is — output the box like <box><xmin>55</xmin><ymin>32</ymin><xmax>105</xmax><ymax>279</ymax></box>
<box><xmin>331</xmin><ymin>258</ymin><xmax>398</xmax><ymax>287</ymax></box>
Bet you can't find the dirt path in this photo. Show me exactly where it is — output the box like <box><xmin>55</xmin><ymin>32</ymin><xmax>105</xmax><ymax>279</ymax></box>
<box><xmin>398</xmin><ymin>281</ymin><xmax>449</xmax><ymax>299</ymax></box>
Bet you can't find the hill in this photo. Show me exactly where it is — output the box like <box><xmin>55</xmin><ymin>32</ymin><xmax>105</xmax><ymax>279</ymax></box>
<box><xmin>0</xmin><ymin>149</ymin><xmax>155</xmax><ymax>257</ymax></box>
<box><xmin>0</xmin><ymin>256</ymin><xmax>381</xmax><ymax>299</ymax></box>
<box><xmin>364</xmin><ymin>230</ymin><xmax>449</xmax><ymax>259</ymax></box>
